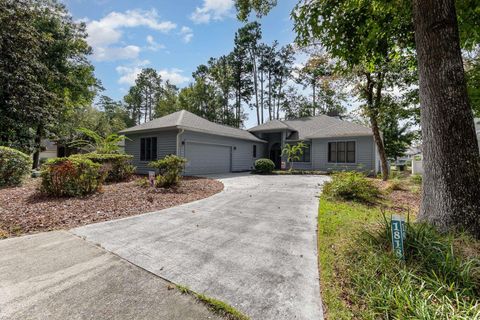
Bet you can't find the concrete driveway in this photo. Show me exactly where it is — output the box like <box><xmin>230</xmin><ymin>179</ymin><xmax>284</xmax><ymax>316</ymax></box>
<box><xmin>0</xmin><ymin>231</ymin><xmax>223</xmax><ymax>320</ymax></box>
<box><xmin>73</xmin><ymin>174</ymin><xmax>328</xmax><ymax>320</ymax></box>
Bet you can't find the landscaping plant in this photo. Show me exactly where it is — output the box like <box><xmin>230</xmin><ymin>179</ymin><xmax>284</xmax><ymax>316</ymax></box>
<box><xmin>149</xmin><ymin>155</ymin><xmax>187</xmax><ymax>188</ymax></box>
<box><xmin>40</xmin><ymin>158</ymin><xmax>106</xmax><ymax>196</ymax></box>
<box><xmin>69</xmin><ymin>128</ymin><xmax>128</xmax><ymax>154</ymax></box>
<box><xmin>254</xmin><ymin>158</ymin><xmax>275</xmax><ymax>174</ymax></box>
<box><xmin>0</xmin><ymin>146</ymin><xmax>32</xmax><ymax>187</ymax></box>
<box><xmin>323</xmin><ymin>171</ymin><xmax>380</xmax><ymax>203</ymax></box>
<box><xmin>71</xmin><ymin>153</ymin><xmax>135</xmax><ymax>182</ymax></box>
<box><xmin>281</xmin><ymin>142</ymin><xmax>307</xmax><ymax>171</ymax></box>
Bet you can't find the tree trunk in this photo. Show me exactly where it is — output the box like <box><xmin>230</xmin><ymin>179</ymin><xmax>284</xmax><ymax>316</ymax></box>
<box><xmin>365</xmin><ymin>72</ymin><xmax>389</xmax><ymax>181</ymax></box>
<box><xmin>32</xmin><ymin>126</ymin><xmax>42</xmax><ymax>169</ymax></box>
<box><xmin>413</xmin><ymin>0</ymin><xmax>480</xmax><ymax>237</ymax></box>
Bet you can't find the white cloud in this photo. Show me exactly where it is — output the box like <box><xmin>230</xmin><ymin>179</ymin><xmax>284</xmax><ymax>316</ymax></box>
<box><xmin>86</xmin><ymin>9</ymin><xmax>176</xmax><ymax>61</ymax></box>
<box><xmin>146</xmin><ymin>35</ymin><xmax>166</xmax><ymax>51</ymax></box>
<box><xmin>116</xmin><ymin>63</ymin><xmax>189</xmax><ymax>86</ymax></box>
<box><xmin>190</xmin><ymin>0</ymin><xmax>234</xmax><ymax>24</ymax></box>
<box><xmin>158</xmin><ymin>68</ymin><xmax>190</xmax><ymax>85</ymax></box>
<box><xmin>180</xmin><ymin>26</ymin><xmax>194</xmax><ymax>43</ymax></box>
<box><xmin>116</xmin><ymin>60</ymin><xmax>151</xmax><ymax>85</ymax></box>
<box><xmin>94</xmin><ymin>45</ymin><xmax>141</xmax><ymax>62</ymax></box>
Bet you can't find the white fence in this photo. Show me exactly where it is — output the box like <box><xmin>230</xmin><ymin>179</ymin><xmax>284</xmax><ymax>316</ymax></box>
<box><xmin>412</xmin><ymin>157</ymin><xmax>424</xmax><ymax>175</ymax></box>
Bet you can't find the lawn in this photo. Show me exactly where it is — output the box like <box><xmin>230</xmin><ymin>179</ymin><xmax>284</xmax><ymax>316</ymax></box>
<box><xmin>318</xmin><ymin>175</ymin><xmax>480</xmax><ymax>319</ymax></box>
<box><xmin>0</xmin><ymin>176</ymin><xmax>223</xmax><ymax>238</ymax></box>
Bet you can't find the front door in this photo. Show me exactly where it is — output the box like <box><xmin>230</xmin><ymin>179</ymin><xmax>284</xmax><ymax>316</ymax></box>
<box><xmin>270</xmin><ymin>143</ymin><xmax>281</xmax><ymax>169</ymax></box>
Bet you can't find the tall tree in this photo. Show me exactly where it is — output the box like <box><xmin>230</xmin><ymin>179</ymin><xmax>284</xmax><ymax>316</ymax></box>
<box><xmin>0</xmin><ymin>0</ymin><xmax>98</xmax><ymax>168</ymax></box>
<box><xmin>236</xmin><ymin>22</ymin><xmax>262</xmax><ymax>125</ymax></box>
<box><xmin>413</xmin><ymin>0</ymin><xmax>480</xmax><ymax>236</ymax></box>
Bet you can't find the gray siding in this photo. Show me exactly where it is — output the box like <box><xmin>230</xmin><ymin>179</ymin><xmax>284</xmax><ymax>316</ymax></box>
<box><xmin>125</xmin><ymin>130</ymin><xmax>177</xmax><ymax>174</ymax></box>
<box><xmin>179</xmin><ymin>130</ymin><xmax>265</xmax><ymax>173</ymax></box>
<box><xmin>311</xmin><ymin>136</ymin><xmax>375</xmax><ymax>173</ymax></box>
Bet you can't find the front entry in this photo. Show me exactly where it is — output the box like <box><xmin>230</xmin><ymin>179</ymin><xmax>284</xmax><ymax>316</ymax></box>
<box><xmin>270</xmin><ymin>143</ymin><xmax>281</xmax><ymax>169</ymax></box>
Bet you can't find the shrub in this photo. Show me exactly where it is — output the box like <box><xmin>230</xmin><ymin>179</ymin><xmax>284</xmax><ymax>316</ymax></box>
<box><xmin>386</xmin><ymin>178</ymin><xmax>405</xmax><ymax>192</ymax></box>
<box><xmin>149</xmin><ymin>155</ymin><xmax>187</xmax><ymax>188</ymax></box>
<box><xmin>254</xmin><ymin>158</ymin><xmax>275</xmax><ymax>174</ymax></box>
<box><xmin>0</xmin><ymin>146</ymin><xmax>32</xmax><ymax>187</ymax></box>
<box><xmin>410</xmin><ymin>174</ymin><xmax>422</xmax><ymax>185</ymax></box>
<box><xmin>323</xmin><ymin>171</ymin><xmax>380</xmax><ymax>203</ymax></box>
<box><xmin>71</xmin><ymin>153</ymin><xmax>135</xmax><ymax>182</ymax></box>
<box><xmin>40</xmin><ymin>158</ymin><xmax>106</xmax><ymax>196</ymax></box>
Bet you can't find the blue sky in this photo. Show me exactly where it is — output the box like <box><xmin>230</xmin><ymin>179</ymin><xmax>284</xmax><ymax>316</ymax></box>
<box><xmin>63</xmin><ymin>0</ymin><xmax>299</xmax><ymax>127</ymax></box>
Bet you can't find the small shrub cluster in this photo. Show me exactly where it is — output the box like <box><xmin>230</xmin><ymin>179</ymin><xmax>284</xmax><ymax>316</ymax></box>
<box><xmin>0</xmin><ymin>146</ymin><xmax>32</xmax><ymax>187</ymax></box>
<box><xmin>40</xmin><ymin>158</ymin><xmax>106</xmax><ymax>196</ymax></box>
<box><xmin>386</xmin><ymin>178</ymin><xmax>405</xmax><ymax>192</ymax></box>
<box><xmin>149</xmin><ymin>155</ymin><xmax>187</xmax><ymax>188</ymax></box>
<box><xmin>71</xmin><ymin>153</ymin><xmax>135</xmax><ymax>182</ymax></box>
<box><xmin>410</xmin><ymin>174</ymin><xmax>422</xmax><ymax>185</ymax></box>
<box><xmin>254</xmin><ymin>158</ymin><xmax>275</xmax><ymax>174</ymax></box>
<box><xmin>323</xmin><ymin>171</ymin><xmax>380</xmax><ymax>203</ymax></box>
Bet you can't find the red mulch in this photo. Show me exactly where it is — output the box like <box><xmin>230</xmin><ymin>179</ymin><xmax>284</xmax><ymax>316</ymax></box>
<box><xmin>0</xmin><ymin>176</ymin><xmax>224</xmax><ymax>238</ymax></box>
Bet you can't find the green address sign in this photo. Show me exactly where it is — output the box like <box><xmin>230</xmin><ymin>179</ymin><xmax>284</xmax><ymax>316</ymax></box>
<box><xmin>391</xmin><ymin>215</ymin><xmax>406</xmax><ymax>260</ymax></box>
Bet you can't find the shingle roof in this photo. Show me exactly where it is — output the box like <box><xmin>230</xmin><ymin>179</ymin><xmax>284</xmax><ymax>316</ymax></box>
<box><xmin>248</xmin><ymin>119</ymin><xmax>294</xmax><ymax>132</ymax></box>
<box><xmin>120</xmin><ymin>110</ymin><xmax>266</xmax><ymax>143</ymax></box>
<box><xmin>248</xmin><ymin>115</ymin><xmax>372</xmax><ymax>139</ymax></box>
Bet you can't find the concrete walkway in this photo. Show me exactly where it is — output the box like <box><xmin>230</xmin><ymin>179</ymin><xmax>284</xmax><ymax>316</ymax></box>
<box><xmin>73</xmin><ymin>174</ymin><xmax>328</xmax><ymax>320</ymax></box>
<box><xmin>0</xmin><ymin>231</ymin><xmax>223</xmax><ymax>320</ymax></box>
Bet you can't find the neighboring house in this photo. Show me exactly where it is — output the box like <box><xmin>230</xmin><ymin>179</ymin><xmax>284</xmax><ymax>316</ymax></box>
<box><xmin>39</xmin><ymin>139</ymin><xmax>58</xmax><ymax>161</ymax></box>
<box><xmin>121</xmin><ymin>110</ymin><xmax>380</xmax><ymax>175</ymax></box>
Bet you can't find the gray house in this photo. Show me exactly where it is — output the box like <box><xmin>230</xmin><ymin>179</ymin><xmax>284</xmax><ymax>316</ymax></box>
<box><xmin>121</xmin><ymin>110</ymin><xmax>379</xmax><ymax>175</ymax></box>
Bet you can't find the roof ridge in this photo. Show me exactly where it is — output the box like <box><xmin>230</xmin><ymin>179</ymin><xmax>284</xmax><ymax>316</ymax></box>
<box><xmin>176</xmin><ymin>109</ymin><xmax>186</xmax><ymax>126</ymax></box>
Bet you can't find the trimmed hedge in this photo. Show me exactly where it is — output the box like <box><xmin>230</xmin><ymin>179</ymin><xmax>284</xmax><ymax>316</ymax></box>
<box><xmin>149</xmin><ymin>155</ymin><xmax>187</xmax><ymax>188</ymax></box>
<box><xmin>0</xmin><ymin>146</ymin><xmax>32</xmax><ymax>187</ymax></box>
<box><xmin>70</xmin><ymin>153</ymin><xmax>135</xmax><ymax>182</ymax></box>
<box><xmin>254</xmin><ymin>158</ymin><xmax>275</xmax><ymax>174</ymax></box>
<box><xmin>40</xmin><ymin>158</ymin><xmax>106</xmax><ymax>196</ymax></box>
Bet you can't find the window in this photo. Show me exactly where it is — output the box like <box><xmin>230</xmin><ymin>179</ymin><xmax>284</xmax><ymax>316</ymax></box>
<box><xmin>253</xmin><ymin>145</ymin><xmax>257</xmax><ymax>158</ymax></box>
<box><xmin>140</xmin><ymin>137</ymin><xmax>157</xmax><ymax>161</ymax></box>
<box><xmin>293</xmin><ymin>143</ymin><xmax>311</xmax><ymax>162</ymax></box>
<box><xmin>328</xmin><ymin>141</ymin><xmax>355</xmax><ymax>163</ymax></box>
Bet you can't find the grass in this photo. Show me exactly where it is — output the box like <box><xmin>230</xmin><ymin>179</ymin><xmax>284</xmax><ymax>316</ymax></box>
<box><xmin>317</xmin><ymin>197</ymin><xmax>480</xmax><ymax>319</ymax></box>
<box><xmin>176</xmin><ymin>284</ymin><xmax>250</xmax><ymax>320</ymax></box>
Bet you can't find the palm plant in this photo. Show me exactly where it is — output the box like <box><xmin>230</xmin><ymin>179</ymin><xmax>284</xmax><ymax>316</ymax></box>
<box><xmin>70</xmin><ymin>128</ymin><xmax>128</xmax><ymax>154</ymax></box>
<box><xmin>281</xmin><ymin>142</ymin><xmax>308</xmax><ymax>171</ymax></box>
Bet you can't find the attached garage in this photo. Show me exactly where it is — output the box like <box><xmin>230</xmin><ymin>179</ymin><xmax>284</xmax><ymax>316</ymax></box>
<box><xmin>184</xmin><ymin>142</ymin><xmax>232</xmax><ymax>175</ymax></box>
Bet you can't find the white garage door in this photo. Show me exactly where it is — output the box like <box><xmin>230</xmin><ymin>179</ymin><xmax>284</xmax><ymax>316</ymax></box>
<box><xmin>184</xmin><ymin>142</ymin><xmax>232</xmax><ymax>175</ymax></box>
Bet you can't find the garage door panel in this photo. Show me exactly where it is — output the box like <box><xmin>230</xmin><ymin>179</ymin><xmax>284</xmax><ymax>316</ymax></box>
<box><xmin>185</xmin><ymin>142</ymin><xmax>231</xmax><ymax>175</ymax></box>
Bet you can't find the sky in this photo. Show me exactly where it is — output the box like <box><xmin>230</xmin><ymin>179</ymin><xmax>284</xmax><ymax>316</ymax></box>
<box><xmin>62</xmin><ymin>0</ymin><xmax>299</xmax><ymax>128</ymax></box>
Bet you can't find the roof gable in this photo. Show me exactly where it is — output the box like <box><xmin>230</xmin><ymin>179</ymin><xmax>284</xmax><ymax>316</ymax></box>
<box><xmin>248</xmin><ymin>115</ymin><xmax>372</xmax><ymax>139</ymax></box>
<box><xmin>120</xmin><ymin>110</ymin><xmax>265</xmax><ymax>143</ymax></box>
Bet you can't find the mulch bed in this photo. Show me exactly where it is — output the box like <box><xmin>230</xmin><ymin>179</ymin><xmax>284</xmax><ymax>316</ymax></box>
<box><xmin>371</xmin><ymin>179</ymin><xmax>421</xmax><ymax>215</ymax></box>
<box><xmin>0</xmin><ymin>176</ymin><xmax>224</xmax><ymax>239</ymax></box>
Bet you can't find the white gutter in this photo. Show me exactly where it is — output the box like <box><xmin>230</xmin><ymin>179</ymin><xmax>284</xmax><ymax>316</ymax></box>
<box><xmin>176</xmin><ymin>129</ymin><xmax>185</xmax><ymax>156</ymax></box>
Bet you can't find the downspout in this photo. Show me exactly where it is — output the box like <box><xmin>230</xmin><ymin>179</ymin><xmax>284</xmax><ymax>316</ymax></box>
<box><xmin>176</xmin><ymin>128</ymin><xmax>185</xmax><ymax>156</ymax></box>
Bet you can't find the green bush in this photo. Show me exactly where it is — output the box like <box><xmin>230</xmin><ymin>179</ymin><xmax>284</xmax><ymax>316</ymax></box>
<box><xmin>40</xmin><ymin>157</ymin><xmax>106</xmax><ymax>196</ymax></box>
<box><xmin>71</xmin><ymin>153</ymin><xmax>135</xmax><ymax>182</ymax></box>
<box><xmin>386</xmin><ymin>178</ymin><xmax>405</xmax><ymax>192</ymax></box>
<box><xmin>323</xmin><ymin>171</ymin><xmax>380</xmax><ymax>203</ymax></box>
<box><xmin>0</xmin><ymin>146</ymin><xmax>32</xmax><ymax>187</ymax></box>
<box><xmin>254</xmin><ymin>158</ymin><xmax>275</xmax><ymax>174</ymax></box>
<box><xmin>410</xmin><ymin>174</ymin><xmax>422</xmax><ymax>185</ymax></box>
<box><xmin>149</xmin><ymin>155</ymin><xmax>187</xmax><ymax>188</ymax></box>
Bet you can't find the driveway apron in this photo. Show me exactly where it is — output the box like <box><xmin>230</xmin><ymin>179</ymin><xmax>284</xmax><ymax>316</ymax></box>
<box><xmin>73</xmin><ymin>174</ymin><xmax>327</xmax><ymax>320</ymax></box>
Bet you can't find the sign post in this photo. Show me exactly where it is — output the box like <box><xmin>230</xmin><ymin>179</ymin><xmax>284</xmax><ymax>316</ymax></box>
<box><xmin>391</xmin><ymin>215</ymin><xmax>406</xmax><ymax>260</ymax></box>
<box><xmin>148</xmin><ymin>171</ymin><xmax>156</xmax><ymax>187</ymax></box>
